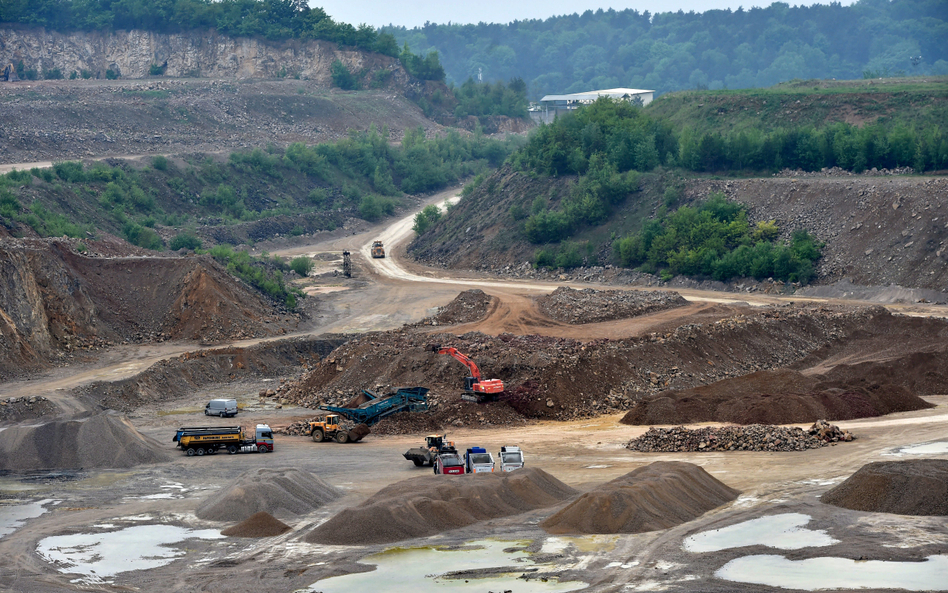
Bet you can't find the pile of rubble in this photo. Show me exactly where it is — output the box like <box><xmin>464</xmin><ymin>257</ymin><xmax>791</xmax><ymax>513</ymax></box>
<box><xmin>0</xmin><ymin>395</ymin><xmax>57</xmax><ymax>422</ymax></box>
<box><xmin>536</xmin><ymin>286</ymin><xmax>688</xmax><ymax>324</ymax></box>
<box><xmin>416</xmin><ymin>289</ymin><xmax>494</xmax><ymax>326</ymax></box>
<box><xmin>626</xmin><ymin>420</ymin><xmax>855</xmax><ymax>453</ymax></box>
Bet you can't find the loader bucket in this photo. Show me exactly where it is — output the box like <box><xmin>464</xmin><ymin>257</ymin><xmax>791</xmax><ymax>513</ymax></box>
<box><xmin>348</xmin><ymin>424</ymin><xmax>371</xmax><ymax>442</ymax></box>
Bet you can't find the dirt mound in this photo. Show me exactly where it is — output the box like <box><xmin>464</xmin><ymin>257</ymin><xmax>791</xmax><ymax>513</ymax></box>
<box><xmin>541</xmin><ymin>461</ymin><xmax>739</xmax><ymax>535</ymax></box>
<box><xmin>626</xmin><ymin>420</ymin><xmax>854</xmax><ymax>453</ymax></box>
<box><xmin>536</xmin><ymin>287</ymin><xmax>688</xmax><ymax>324</ymax></box>
<box><xmin>0</xmin><ymin>411</ymin><xmax>173</xmax><ymax>471</ymax></box>
<box><xmin>821</xmin><ymin>460</ymin><xmax>948</xmax><ymax>516</ymax></box>
<box><xmin>0</xmin><ymin>395</ymin><xmax>58</xmax><ymax>423</ymax></box>
<box><xmin>196</xmin><ymin>467</ymin><xmax>343</xmax><ymax>522</ymax></box>
<box><xmin>286</xmin><ymin>305</ymin><xmax>893</xmax><ymax>423</ymax></box>
<box><xmin>305</xmin><ymin>467</ymin><xmax>577</xmax><ymax>545</ymax></box>
<box><xmin>621</xmin><ymin>368</ymin><xmax>933</xmax><ymax>426</ymax></box>
<box><xmin>419</xmin><ymin>289</ymin><xmax>495</xmax><ymax>326</ymax></box>
<box><xmin>221</xmin><ymin>512</ymin><xmax>292</xmax><ymax>538</ymax></box>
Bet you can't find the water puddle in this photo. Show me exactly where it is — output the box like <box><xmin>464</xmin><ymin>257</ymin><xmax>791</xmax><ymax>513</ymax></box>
<box><xmin>308</xmin><ymin>539</ymin><xmax>587</xmax><ymax>593</ymax></box>
<box><xmin>684</xmin><ymin>513</ymin><xmax>838</xmax><ymax>553</ymax></box>
<box><xmin>36</xmin><ymin>524</ymin><xmax>224</xmax><ymax>585</ymax></box>
<box><xmin>0</xmin><ymin>499</ymin><xmax>59</xmax><ymax>538</ymax></box>
<box><xmin>716</xmin><ymin>554</ymin><xmax>948</xmax><ymax>591</ymax></box>
<box><xmin>883</xmin><ymin>441</ymin><xmax>948</xmax><ymax>456</ymax></box>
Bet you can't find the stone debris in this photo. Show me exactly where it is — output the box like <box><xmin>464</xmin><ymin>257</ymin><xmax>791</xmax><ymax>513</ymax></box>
<box><xmin>536</xmin><ymin>286</ymin><xmax>688</xmax><ymax>324</ymax></box>
<box><xmin>625</xmin><ymin>420</ymin><xmax>855</xmax><ymax>453</ymax></box>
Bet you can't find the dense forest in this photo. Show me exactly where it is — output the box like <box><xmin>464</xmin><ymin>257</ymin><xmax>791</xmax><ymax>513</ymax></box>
<box><xmin>386</xmin><ymin>0</ymin><xmax>948</xmax><ymax>97</ymax></box>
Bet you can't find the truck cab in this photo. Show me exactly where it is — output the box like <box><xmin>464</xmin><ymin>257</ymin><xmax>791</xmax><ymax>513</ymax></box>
<box><xmin>464</xmin><ymin>447</ymin><xmax>495</xmax><ymax>473</ymax></box>
<box><xmin>255</xmin><ymin>424</ymin><xmax>274</xmax><ymax>451</ymax></box>
<box><xmin>498</xmin><ymin>445</ymin><xmax>524</xmax><ymax>471</ymax></box>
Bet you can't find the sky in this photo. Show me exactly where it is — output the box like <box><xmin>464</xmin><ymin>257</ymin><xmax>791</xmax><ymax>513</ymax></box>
<box><xmin>311</xmin><ymin>0</ymin><xmax>859</xmax><ymax>29</ymax></box>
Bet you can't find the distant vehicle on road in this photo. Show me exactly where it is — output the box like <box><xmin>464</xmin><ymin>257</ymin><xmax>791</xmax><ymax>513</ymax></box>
<box><xmin>371</xmin><ymin>241</ymin><xmax>385</xmax><ymax>258</ymax></box>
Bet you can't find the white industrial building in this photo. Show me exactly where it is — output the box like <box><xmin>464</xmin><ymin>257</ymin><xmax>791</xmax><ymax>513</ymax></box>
<box><xmin>530</xmin><ymin>88</ymin><xmax>654</xmax><ymax>124</ymax></box>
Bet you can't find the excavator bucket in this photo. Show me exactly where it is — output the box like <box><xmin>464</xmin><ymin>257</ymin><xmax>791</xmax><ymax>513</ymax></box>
<box><xmin>425</xmin><ymin>344</ymin><xmax>442</xmax><ymax>352</ymax></box>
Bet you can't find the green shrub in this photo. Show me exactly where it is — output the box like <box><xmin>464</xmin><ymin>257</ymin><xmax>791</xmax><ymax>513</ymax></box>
<box><xmin>169</xmin><ymin>232</ymin><xmax>202</xmax><ymax>251</ymax></box>
<box><xmin>358</xmin><ymin>194</ymin><xmax>396</xmax><ymax>221</ymax></box>
<box><xmin>289</xmin><ymin>256</ymin><xmax>314</xmax><ymax>276</ymax></box>
<box><xmin>152</xmin><ymin>155</ymin><xmax>169</xmax><ymax>171</ymax></box>
<box><xmin>105</xmin><ymin>69</ymin><xmax>119</xmax><ymax>80</ymax></box>
<box><xmin>331</xmin><ymin>60</ymin><xmax>361</xmax><ymax>90</ymax></box>
<box><xmin>412</xmin><ymin>204</ymin><xmax>442</xmax><ymax>234</ymax></box>
<box><xmin>43</xmin><ymin>68</ymin><xmax>63</xmax><ymax>80</ymax></box>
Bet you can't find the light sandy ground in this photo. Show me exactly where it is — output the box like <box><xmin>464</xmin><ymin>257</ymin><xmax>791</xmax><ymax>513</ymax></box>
<box><xmin>1</xmin><ymin>191</ymin><xmax>948</xmax><ymax>592</ymax></box>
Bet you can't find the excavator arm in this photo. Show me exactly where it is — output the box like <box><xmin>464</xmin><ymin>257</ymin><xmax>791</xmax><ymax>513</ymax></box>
<box><xmin>435</xmin><ymin>347</ymin><xmax>482</xmax><ymax>381</ymax></box>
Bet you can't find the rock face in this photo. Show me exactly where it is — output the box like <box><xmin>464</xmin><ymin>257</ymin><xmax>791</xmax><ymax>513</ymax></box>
<box><xmin>0</xmin><ymin>26</ymin><xmax>394</xmax><ymax>82</ymax></box>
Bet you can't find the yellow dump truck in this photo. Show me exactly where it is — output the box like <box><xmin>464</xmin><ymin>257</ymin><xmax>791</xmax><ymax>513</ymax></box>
<box><xmin>371</xmin><ymin>240</ymin><xmax>385</xmax><ymax>258</ymax></box>
<box><xmin>173</xmin><ymin>424</ymin><xmax>273</xmax><ymax>456</ymax></box>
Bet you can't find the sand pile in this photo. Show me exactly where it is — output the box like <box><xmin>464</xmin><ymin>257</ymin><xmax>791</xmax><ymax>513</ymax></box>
<box><xmin>621</xmin><ymin>368</ymin><xmax>933</xmax><ymax>425</ymax></box>
<box><xmin>536</xmin><ymin>287</ymin><xmax>688</xmax><ymax>324</ymax></box>
<box><xmin>821</xmin><ymin>460</ymin><xmax>948</xmax><ymax>516</ymax></box>
<box><xmin>221</xmin><ymin>512</ymin><xmax>291</xmax><ymax>538</ymax></box>
<box><xmin>196</xmin><ymin>468</ymin><xmax>343</xmax><ymax>522</ymax></box>
<box><xmin>541</xmin><ymin>461</ymin><xmax>739</xmax><ymax>534</ymax></box>
<box><xmin>306</xmin><ymin>467</ymin><xmax>577</xmax><ymax>545</ymax></box>
<box><xmin>0</xmin><ymin>411</ymin><xmax>173</xmax><ymax>471</ymax></box>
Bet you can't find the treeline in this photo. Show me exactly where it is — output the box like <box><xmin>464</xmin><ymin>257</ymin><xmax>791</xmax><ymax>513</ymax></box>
<box><xmin>452</xmin><ymin>77</ymin><xmax>529</xmax><ymax>119</ymax></box>
<box><xmin>1</xmin><ymin>0</ymin><xmax>397</xmax><ymax>54</ymax></box>
<box><xmin>613</xmin><ymin>194</ymin><xmax>822</xmax><ymax>283</ymax></box>
<box><xmin>387</xmin><ymin>0</ymin><xmax>948</xmax><ymax>96</ymax></box>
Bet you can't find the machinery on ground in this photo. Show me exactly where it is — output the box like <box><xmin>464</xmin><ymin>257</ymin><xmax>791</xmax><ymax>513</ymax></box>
<box><xmin>434</xmin><ymin>451</ymin><xmax>465</xmax><ymax>475</ymax></box>
<box><xmin>371</xmin><ymin>241</ymin><xmax>385</xmax><ymax>258</ymax></box>
<box><xmin>2</xmin><ymin>64</ymin><xmax>19</xmax><ymax>82</ymax></box>
<box><xmin>342</xmin><ymin>250</ymin><xmax>351</xmax><ymax>278</ymax></box>
<box><xmin>404</xmin><ymin>434</ymin><xmax>457</xmax><ymax>467</ymax></box>
<box><xmin>308</xmin><ymin>414</ymin><xmax>369</xmax><ymax>443</ymax></box>
<box><xmin>310</xmin><ymin>387</ymin><xmax>428</xmax><ymax>443</ymax></box>
<box><xmin>426</xmin><ymin>344</ymin><xmax>505</xmax><ymax>403</ymax></box>
<box><xmin>465</xmin><ymin>447</ymin><xmax>495</xmax><ymax>473</ymax></box>
<box><xmin>498</xmin><ymin>445</ymin><xmax>524</xmax><ymax>471</ymax></box>
<box><xmin>173</xmin><ymin>424</ymin><xmax>273</xmax><ymax>456</ymax></box>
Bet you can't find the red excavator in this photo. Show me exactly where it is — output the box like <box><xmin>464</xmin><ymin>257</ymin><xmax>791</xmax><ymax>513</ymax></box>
<box><xmin>427</xmin><ymin>344</ymin><xmax>504</xmax><ymax>403</ymax></box>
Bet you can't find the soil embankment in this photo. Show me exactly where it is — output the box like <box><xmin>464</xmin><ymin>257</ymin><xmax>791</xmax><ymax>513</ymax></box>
<box><xmin>821</xmin><ymin>460</ymin><xmax>948</xmax><ymax>516</ymax></box>
<box><xmin>306</xmin><ymin>467</ymin><xmax>577</xmax><ymax>545</ymax></box>
<box><xmin>541</xmin><ymin>462</ymin><xmax>739</xmax><ymax>534</ymax></box>
<box><xmin>0</xmin><ymin>237</ymin><xmax>299</xmax><ymax>379</ymax></box>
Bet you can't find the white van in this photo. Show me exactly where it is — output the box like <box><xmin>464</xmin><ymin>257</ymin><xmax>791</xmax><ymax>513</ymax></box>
<box><xmin>205</xmin><ymin>399</ymin><xmax>238</xmax><ymax>417</ymax></box>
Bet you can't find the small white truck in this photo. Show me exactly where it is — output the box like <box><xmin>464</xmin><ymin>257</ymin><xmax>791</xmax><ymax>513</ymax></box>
<box><xmin>498</xmin><ymin>445</ymin><xmax>524</xmax><ymax>471</ymax></box>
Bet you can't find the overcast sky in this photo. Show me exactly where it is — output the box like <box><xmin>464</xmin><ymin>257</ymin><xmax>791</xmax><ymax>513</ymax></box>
<box><xmin>312</xmin><ymin>1</ymin><xmax>858</xmax><ymax>29</ymax></box>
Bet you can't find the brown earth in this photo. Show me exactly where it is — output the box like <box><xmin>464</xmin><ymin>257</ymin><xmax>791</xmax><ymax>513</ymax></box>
<box><xmin>0</xmin><ymin>236</ymin><xmax>301</xmax><ymax>380</ymax></box>
<box><xmin>195</xmin><ymin>467</ymin><xmax>343</xmax><ymax>522</ymax></box>
<box><xmin>305</xmin><ymin>467</ymin><xmax>577</xmax><ymax>545</ymax></box>
<box><xmin>540</xmin><ymin>461</ymin><xmax>739</xmax><ymax>535</ymax></box>
<box><xmin>0</xmin><ymin>411</ymin><xmax>172</xmax><ymax>471</ymax></box>
<box><xmin>536</xmin><ymin>286</ymin><xmax>688</xmax><ymax>324</ymax></box>
<box><xmin>221</xmin><ymin>512</ymin><xmax>292</xmax><ymax>538</ymax></box>
<box><xmin>283</xmin><ymin>291</ymin><xmax>944</xmax><ymax>426</ymax></box>
<box><xmin>821</xmin><ymin>459</ymin><xmax>948</xmax><ymax>516</ymax></box>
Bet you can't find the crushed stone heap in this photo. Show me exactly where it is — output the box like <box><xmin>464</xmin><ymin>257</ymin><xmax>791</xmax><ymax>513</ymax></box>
<box><xmin>821</xmin><ymin>459</ymin><xmax>948</xmax><ymax>516</ymax></box>
<box><xmin>0</xmin><ymin>411</ymin><xmax>173</xmax><ymax>471</ymax></box>
<box><xmin>536</xmin><ymin>286</ymin><xmax>688</xmax><ymax>324</ymax></box>
<box><xmin>416</xmin><ymin>289</ymin><xmax>495</xmax><ymax>326</ymax></box>
<box><xmin>626</xmin><ymin>420</ymin><xmax>854</xmax><ymax>453</ymax></box>
<box><xmin>221</xmin><ymin>512</ymin><xmax>292</xmax><ymax>538</ymax></box>
<box><xmin>196</xmin><ymin>467</ymin><xmax>343</xmax><ymax>522</ymax></box>
<box><xmin>305</xmin><ymin>467</ymin><xmax>577</xmax><ymax>545</ymax></box>
<box><xmin>541</xmin><ymin>461</ymin><xmax>739</xmax><ymax>534</ymax></box>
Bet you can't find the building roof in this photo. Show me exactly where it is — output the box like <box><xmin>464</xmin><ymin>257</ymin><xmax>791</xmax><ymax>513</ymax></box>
<box><xmin>540</xmin><ymin>88</ymin><xmax>654</xmax><ymax>102</ymax></box>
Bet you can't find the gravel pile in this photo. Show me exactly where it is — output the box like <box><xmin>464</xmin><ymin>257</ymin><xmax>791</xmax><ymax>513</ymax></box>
<box><xmin>196</xmin><ymin>468</ymin><xmax>343</xmax><ymax>522</ymax></box>
<box><xmin>221</xmin><ymin>512</ymin><xmax>292</xmax><ymax>538</ymax></box>
<box><xmin>536</xmin><ymin>287</ymin><xmax>688</xmax><ymax>324</ymax></box>
<box><xmin>0</xmin><ymin>411</ymin><xmax>173</xmax><ymax>471</ymax></box>
<box><xmin>541</xmin><ymin>461</ymin><xmax>739</xmax><ymax>534</ymax></box>
<box><xmin>625</xmin><ymin>420</ymin><xmax>854</xmax><ymax>453</ymax></box>
<box><xmin>305</xmin><ymin>467</ymin><xmax>577</xmax><ymax>545</ymax></box>
<box><xmin>821</xmin><ymin>460</ymin><xmax>948</xmax><ymax>516</ymax></box>
<box><xmin>415</xmin><ymin>289</ymin><xmax>494</xmax><ymax>326</ymax></box>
